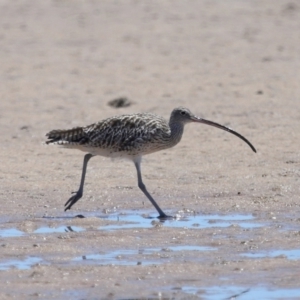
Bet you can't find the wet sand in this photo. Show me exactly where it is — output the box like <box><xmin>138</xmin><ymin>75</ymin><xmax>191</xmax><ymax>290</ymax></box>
<box><xmin>0</xmin><ymin>0</ymin><xmax>300</xmax><ymax>299</ymax></box>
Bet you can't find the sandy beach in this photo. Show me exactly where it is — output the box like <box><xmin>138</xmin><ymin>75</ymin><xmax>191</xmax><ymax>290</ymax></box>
<box><xmin>0</xmin><ymin>0</ymin><xmax>300</xmax><ymax>298</ymax></box>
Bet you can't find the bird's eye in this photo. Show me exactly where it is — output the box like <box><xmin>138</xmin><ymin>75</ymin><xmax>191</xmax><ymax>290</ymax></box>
<box><xmin>180</xmin><ymin>111</ymin><xmax>186</xmax><ymax>115</ymax></box>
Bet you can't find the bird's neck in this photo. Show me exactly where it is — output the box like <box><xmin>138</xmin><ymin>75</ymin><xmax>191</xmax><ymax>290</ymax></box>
<box><xmin>169</xmin><ymin>120</ymin><xmax>184</xmax><ymax>147</ymax></box>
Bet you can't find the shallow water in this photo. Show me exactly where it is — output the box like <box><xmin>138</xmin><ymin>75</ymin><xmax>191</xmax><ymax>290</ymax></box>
<box><xmin>200</xmin><ymin>286</ymin><xmax>300</xmax><ymax>300</ymax></box>
<box><xmin>0</xmin><ymin>257</ymin><xmax>42</xmax><ymax>270</ymax></box>
<box><xmin>34</xmin><ymin>225</ymin><xmax>84</xmax><ymax>234</ymax></box>
<box><xmin>73</xmin><ymin>245</ymin><xmax>215</xmax><ymax>266</ymax></box>
<box><xmin>0</xmin><ymin>228</ymin><xmax>24</xmax><ymax>238</ymax></box>
<box><xmin>73</xmin><ymin>250</ymin><xmax>153</xmax><ymax>266</ymax></box>
<box><xmin>100</xmin><ymin>211</ymin><xmax>262</xmax><ymax>230</ymax></box>
<box><xmin>163</xmin><ymin>245</ymin><xmax>216</xmax><ymax>252</ymax></box>
<box><xmin>0</xmin><ymin>226</ymin><xmax>84</xmax><ymax>238</ymax></box>
<box><xmin>0</xmin><ymin>211</ymin><xmax>262</xmax><ymax>239</ymax></box>
<box><xmin>242</xmin><ymin>249</ymin><xmax>300</xmax><ymax>260</ymax></box>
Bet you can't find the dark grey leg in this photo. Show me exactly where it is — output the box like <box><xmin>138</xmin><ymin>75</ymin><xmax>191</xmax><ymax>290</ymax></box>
<box><xmin>134</xmin><ymin>161</ymin><xmax>169</xmax><ymax>218</ymax></box>
<box><xmin>65</xmin><ymin>153</ymin><xmax>94</xmax><ymax>211</ymax></box>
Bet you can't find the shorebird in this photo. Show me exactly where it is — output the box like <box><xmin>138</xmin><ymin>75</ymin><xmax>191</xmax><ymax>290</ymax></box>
<box><xmin>46</xmin><ymin>107</ymin><xmax>256</xmax><ymax>218</ymax></box>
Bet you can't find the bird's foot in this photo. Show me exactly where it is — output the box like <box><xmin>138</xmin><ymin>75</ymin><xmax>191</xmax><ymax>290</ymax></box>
<box><xmin>75</xmin><ymin>214</ymin><xmax>85</xmax><ymax>219</ymax></box>
<box><xmin>157</xmin><ymin>214</ymin><xmax>175</xmax><ymax>220</ymax></box>
<box><xmin>64</xmin><ymin>190</ymin><xmax>83</xmax><ymax>211</ymax></box>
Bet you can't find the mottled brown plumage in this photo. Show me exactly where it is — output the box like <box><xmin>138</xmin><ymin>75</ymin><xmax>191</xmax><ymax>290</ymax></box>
<box><xmin>46</xmin><ymin>111</ymin><xmax>183</xmax><ymax>157</ymax></box>
<box><xmin>46</xmin><ymin>107</ymin><xmax>256</xmax><ymax>218</ymax></box>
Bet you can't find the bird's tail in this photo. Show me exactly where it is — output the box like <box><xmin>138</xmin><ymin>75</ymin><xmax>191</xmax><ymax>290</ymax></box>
<box><xmin>46</xmin><ymin>127</ymin><xmax>88</xmax><ymax>145</ymax></box>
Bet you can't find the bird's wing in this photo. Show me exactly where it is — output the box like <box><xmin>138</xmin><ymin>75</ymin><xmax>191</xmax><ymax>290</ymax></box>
<box><xmin>83</xmin><ymin>114</ymin><xmax>170</xmax><ymax>151</ymax></box>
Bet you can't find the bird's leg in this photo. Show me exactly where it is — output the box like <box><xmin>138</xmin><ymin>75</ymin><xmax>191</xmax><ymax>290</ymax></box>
<box><xmin>134</xmin><ymin>161</ymin><xmax>171</xmax><ymax>219</ymax></box>
<box><xmin>65</xmin><ymin>153</ymin><xmax>94</xmax><ymax>211</ymax></box>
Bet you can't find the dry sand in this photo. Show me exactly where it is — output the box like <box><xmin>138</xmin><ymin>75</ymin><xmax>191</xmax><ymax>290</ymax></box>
<box><xmin>0</xmin><ymin>0</ymin><xmax>300</xmax><ymax>299</ymax></box>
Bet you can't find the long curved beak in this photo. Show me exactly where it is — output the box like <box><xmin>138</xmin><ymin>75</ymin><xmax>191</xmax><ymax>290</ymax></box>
<box><xmin>191</xmin><ymin>116</ymin><xmax>256</xmax><ymax>153</ymax></box>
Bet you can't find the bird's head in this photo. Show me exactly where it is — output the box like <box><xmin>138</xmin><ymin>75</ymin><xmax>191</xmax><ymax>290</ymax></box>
<box><xmin>170</xmin><ymin>107</ymin><xmax>196</xmax><ymax>124</ymax></box>
<box><xmin>170</xmin><ymin>107</ymin><xmax>256</xmax><ymax>153</ymax></box>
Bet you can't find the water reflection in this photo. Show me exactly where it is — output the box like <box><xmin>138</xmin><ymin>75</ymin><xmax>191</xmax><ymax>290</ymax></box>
<box><xmin>100</xmin><ymin>211</ymin><xmax>262</xmax><ymax>230</ymax></box>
